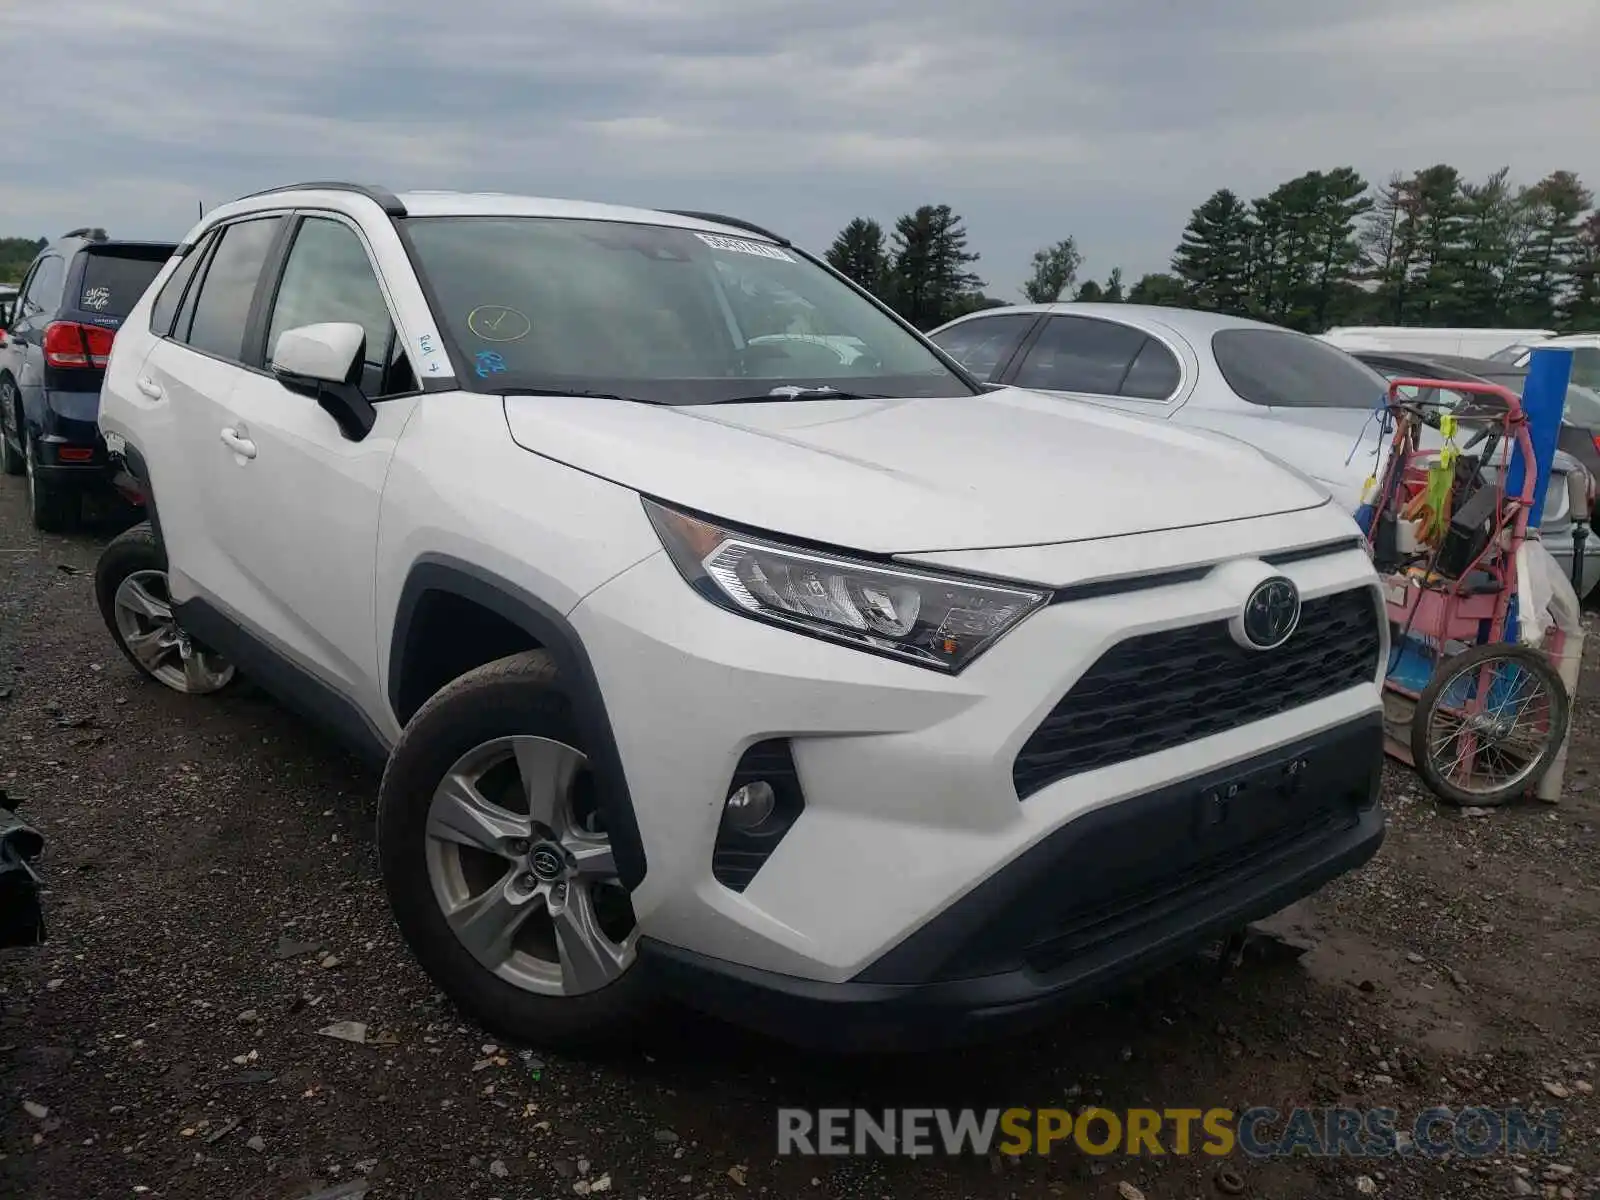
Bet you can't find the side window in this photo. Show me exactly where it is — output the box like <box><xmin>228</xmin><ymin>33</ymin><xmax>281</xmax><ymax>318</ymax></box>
<box><xmin>264</xmin><ymin>217</ymin><xmax>404</xmax><ymax>395</ymax></box>
<box><xmin>23</xmin><ymin>256</ymin><xmax>65</xmax><ymax>316</ymax></box>
<box><xmin>148</xmin><ymin>237</ymin><xmax>213</xmax><ymax>337</ymax></box>
<box><xmin>1119</xmin><ymin>337</ymin><xmax>1183</xmax><ymax>400</ymax></box>
<box><xmin>182</xmin><ymin>217</ymin><xmax>283</xmax><ymax>361</ymax></box>
<box><xmin>1011</xmin><ymin>315</ymin><xmax>1147</xmax><ymax>396</ymax></box>
<box><xmin>928</xmin><ymin>314</ymin><xmax>1036</xmax><ymax>382</ymax></box>
<box><xmin>1570</xmin><ymin>348</ymin><xmax>1600</xmax><ymax>392</ymax></box>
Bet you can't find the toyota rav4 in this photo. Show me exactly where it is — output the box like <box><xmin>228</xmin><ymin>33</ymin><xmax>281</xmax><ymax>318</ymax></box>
<box><xmin>94</xmin><ymin>183</ymin><xmax>1387</xmax><ymax>1050</ymax></box>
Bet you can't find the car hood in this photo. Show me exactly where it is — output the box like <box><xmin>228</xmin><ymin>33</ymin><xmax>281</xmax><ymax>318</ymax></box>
<box><xmin>502</xmin><ymin>387</ymin><xmax>1329</xmax><ymax>554</ymax></box>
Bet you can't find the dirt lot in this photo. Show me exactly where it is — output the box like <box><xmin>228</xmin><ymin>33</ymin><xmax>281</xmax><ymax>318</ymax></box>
<box><xmin>2</xmin><ymin>477</ymin><xmax>1599</xmax><ymax>1200</ymax></box>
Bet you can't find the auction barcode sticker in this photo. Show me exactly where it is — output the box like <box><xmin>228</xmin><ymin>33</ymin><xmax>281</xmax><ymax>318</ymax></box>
<box><xmin>694</xmin><ymin>232</ymin><xmax>795</xmax><ymax>262</ymax></box>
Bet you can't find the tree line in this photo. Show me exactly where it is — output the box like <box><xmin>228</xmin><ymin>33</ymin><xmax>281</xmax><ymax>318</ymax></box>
<box><xmin>827</xmin><ymin>166</ymin><xmax>1600</xmax><ymax>333</ymax></box>
<box><xmin>0</xmin><ymin>237</ymin><xmax>47</xmax><ymax>285</ymax></box>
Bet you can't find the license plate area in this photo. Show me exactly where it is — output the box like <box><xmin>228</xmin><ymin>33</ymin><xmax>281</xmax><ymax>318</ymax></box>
<box><xmin>1191</xmin><ymin>743</ymin><xmax>1327</xmax><ymax>849</ymax></box>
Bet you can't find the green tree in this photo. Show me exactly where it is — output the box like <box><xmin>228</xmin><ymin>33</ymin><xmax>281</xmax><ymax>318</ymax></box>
<box><xmin>1564</xmin><ymin>212</ymin><xmax>1600</xmax><ymax>330</ymax></box>
<box><xmin>1301</xmin><ymin>167</ymin><xmax>1372</xmax><ymax>329</ymax></box>
<box><xmin>1102</xmin><ymin>267</ymin><xmax>1124</xmax><ymax>302</ymax></box>
<box><xmin>1406</xmin><ymin>164</ymin><xmax>1467</xmax><ymax>321</ymax></box>
<box><xmin>825</xmin><ymin>218</ymin><xmax>890</xmax><ymax>296</ymax></box>
<box><xmin>1452</xmin><ymin>168</ymin><xmax>1532</xmax><ymax>325</ymax></box>
<box><xmin>1073</xmin><ymin>279</ymin><xmax>1104</xmax><ymax>302</ymax></box>
<box><xmin>1127</xmin><ymin>272</ymin><xmax>1188</xmax><ymax>306</ymax></box>
<box><xmin>1172</xmin><ymin>189</ymin><xmax>1252</xmax><ymax>313</ymax></box>
<box><xmin>1242</xmin><ymin>170</ymin><xmax>1365</xmax><ymax>329</ymax></box>
<box><xmin>1022</xmin><ymin>237</ymin><xmax>1082</xmax><ymax>303</ymax></box>
<box><xmin>889</xmin><ymin>204</ymin><xmax>985</xmax><ymax>329</ymax></box>
<box><xmin>0</xmin><ymin>236</ymin><xmax>46</xmax><ymax>284</ymax></box>
<box><xmin>1511</xmin><ymin>170</ymin><xmax>1593</xmax><ymax>326</ymax></box>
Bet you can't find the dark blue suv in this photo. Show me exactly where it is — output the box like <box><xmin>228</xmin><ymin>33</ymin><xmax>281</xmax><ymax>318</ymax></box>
<box><xmin>0</xmin><ymin>229</ymin><xmax>175</xmax><ymax>530</ymax></box>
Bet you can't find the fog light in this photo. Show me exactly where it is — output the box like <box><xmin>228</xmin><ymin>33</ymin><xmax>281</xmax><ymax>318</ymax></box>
<box><xmin>723</xmin><ymin>780</ymin><xmax>776</xmax><ymax>832</ymax></box>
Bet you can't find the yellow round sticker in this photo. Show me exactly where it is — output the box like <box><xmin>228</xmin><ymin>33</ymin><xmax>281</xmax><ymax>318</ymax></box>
<box><xmin>467</xmin><ymin>306</ymin><xmax>532</xmax><ymax>342</ymax></box>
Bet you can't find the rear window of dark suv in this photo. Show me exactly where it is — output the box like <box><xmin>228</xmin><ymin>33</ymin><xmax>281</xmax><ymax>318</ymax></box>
<box><xmin>76</xmin><ymin>248</ymin><xmax>171</xmax><ymax>319</ymax></box>
<box><xmin>1212</xmin><ymin>327</ymin><xmax>1388</xmax><ymax>409</ymax></box>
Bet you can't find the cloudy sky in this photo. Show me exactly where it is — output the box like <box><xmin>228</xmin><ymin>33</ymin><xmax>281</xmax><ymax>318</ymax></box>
<box><xmin>6</xmin><ymin>0</ymin><xmax>1598</xmax><ymax>295</ymax></box>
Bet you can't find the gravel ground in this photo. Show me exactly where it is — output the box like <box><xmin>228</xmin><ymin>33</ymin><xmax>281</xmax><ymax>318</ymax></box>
<box><xmin>2</xmin><ymin>475</ymin><xmax>1599</xmax><ymax>1200</ymax></box>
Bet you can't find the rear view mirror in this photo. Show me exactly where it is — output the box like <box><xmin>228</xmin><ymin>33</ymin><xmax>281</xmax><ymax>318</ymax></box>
<box><xmin>271</xmin><ymin>322</ymin><xmax>377</xmax><ymax>441</ymax></box>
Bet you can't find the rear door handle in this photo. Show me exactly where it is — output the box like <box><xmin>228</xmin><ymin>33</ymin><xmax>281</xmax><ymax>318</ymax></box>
<box><xmin>136</xmin><ymin>376</ymin><xmax>163</xmax><ymax>399</ymax></box>
<box><xmin>219</xmin><ymin>428</ymin><xmax>257</xmax><ymax>459</ymax></box>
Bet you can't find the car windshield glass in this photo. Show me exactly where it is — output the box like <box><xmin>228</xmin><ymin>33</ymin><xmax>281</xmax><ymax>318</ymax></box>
<box><xmin>1485</xmin><ymin>344</ymin><xmax>1530</xmax><ymax>364</ymax></box>
<box><xmin>1212</xmin><ymin>328</ymin><xmax>1388</xmax><ymax>409</ymax></box>
<box><xmin>404</xmin><ymin>216</ymin><xmax>972</xmax><ymax>404</ymax></box>
<box><xmin>78</xmin><ymin>250</ymin><xmax>170</xmax><ymax>319</ymax></box>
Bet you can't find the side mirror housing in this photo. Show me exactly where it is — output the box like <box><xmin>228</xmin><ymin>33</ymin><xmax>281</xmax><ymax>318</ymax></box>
<box><xmin>270</xmin><ymin>322</ymin><xmax>377</xmax><ymax>441</ymax></box>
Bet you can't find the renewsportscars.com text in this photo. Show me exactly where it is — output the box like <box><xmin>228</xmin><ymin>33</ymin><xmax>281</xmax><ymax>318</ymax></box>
<box><xmin>777</xmin><ymin>1106</ymin><xmax>1563</xmax><ymax>1159</ymax></box>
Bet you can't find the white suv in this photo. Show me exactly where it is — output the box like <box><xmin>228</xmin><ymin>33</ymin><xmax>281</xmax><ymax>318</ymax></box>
<box><xmin>93</xmin><ymin>183</ymin><xmax>1388</xmax><ymax>1050</ymax></box>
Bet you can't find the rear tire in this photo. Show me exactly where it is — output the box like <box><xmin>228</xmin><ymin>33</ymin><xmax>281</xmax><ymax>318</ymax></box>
<box><xmin>95</xmin><ymin>524</ymin><xmax>235</xmax><ymax>694</ymax></box>
<box><xmin>0</xmin><ymin>380</ymin><xmax>22</xmax><ymax>477</ymax></box>
<box><xmin>23</xmin><ymin>431</ymin><xmax>76</xmax><ymax>532</ymax></box>
<box><xmin>378</xmin><ymin>651</ymin><xmax>652</xmax><ymax>1050</ymax></box>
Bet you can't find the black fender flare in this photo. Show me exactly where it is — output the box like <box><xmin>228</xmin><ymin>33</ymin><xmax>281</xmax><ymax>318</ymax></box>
<box><xmin>389</xmin><ymin>555</ymin><xmax>648</xmax><ymax>890</ymax></box>
<box><xmin>116</xmin><ymin>441</ymin><xmax>165</xmax><ymax>550</ymax></box>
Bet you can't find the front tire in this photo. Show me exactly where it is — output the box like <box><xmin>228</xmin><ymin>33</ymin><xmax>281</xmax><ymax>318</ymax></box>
<box><xmin>378</xmin><ymin>651</ymin><xmax>651</xmax><ymax>1049</ymax></box>
<box><xmin>94</xmin><ymin>524</ymin><xmax>235</xmax><ymax>694</ymax></box>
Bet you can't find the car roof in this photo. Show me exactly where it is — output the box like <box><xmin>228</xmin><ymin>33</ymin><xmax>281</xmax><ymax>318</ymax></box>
<box><xmin>193</xmin><ymin>185</ymin><xmax>786</xmax><ymax>248</ymax></box>
<box><xmin>933</xmin><ymin>302</ymin><xmax>1289</xmax><ymax>338</ymax></box>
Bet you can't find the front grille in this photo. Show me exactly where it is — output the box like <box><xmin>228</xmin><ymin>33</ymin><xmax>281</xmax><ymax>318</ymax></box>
<box><xmin>1012</xmin><ymin>588</ymin><xmax>1380</xmax><ymax>798</ymax></box>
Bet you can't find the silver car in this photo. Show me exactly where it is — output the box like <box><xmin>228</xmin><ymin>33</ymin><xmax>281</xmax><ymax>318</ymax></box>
<box><xmin>928</xmin><ymin>303</ymin><xmax>1597</xmax><ymax>596</ymax></box>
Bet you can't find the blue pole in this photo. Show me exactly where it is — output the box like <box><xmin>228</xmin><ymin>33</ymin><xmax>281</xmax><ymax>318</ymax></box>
<box><xmin>1509</xmin><ymin>347</ymin><xmax>1572</xmax><ymax>530</ymax></box>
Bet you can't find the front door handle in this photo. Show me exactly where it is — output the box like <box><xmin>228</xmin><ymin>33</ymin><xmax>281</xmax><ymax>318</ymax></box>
<box><xmin>136</xmin><ymin>376</ymin><xmax>164</xmax><ymax>399</ymax></box>
<box><xmin>219</xmin><ymin>428</ymin><xmax>257</xmax><ymax>459</ymax></box>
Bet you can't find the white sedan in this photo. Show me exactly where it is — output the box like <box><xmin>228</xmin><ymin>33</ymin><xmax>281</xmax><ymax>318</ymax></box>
<box><xmin>928</xmin><ymin>303</ymin><xmax>1591</xmax><ymax>589</ymax></box>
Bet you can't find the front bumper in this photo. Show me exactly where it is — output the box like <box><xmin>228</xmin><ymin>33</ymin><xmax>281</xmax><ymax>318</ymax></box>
<box><xmin>640</xmin><ymin>714</ymin><xmax>1384</xmax><ymax>1050</ymax></box>
<box><xmin>571</xmin><ymin>504</ymin><xmax>1386</xmax><ymax>984</ymax></box>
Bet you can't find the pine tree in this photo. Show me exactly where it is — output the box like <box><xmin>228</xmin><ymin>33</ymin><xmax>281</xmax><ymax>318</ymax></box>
<box><xmin>1512</xmin><ymin>171</ymin><xmax>1594</xmax><ymax>326</ymax></box>
<box><xmin>889</xmin><ymin>205</ymin><xmax>984</xmax><ymax>329</ymax></box>
<box><xmin>1172</xmin><ymin>189</ymin><xmax>1252</xmax><ymax>314</ymax></box>
<box><xmin>825</xmin><ymin>218</ymin><xmax>890</xmax><ymax>296</ymax></box>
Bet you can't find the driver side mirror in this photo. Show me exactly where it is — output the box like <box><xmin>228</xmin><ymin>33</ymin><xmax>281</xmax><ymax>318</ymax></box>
<box><xmin>270</xmin><ymin>322</ymin><xmax>377</xmax><ymax>441</ymax></box>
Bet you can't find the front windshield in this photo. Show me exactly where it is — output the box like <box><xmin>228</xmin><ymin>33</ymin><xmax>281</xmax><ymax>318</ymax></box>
<box><xmin>404</xmin><ymin>216</ymin><xmax>972</xmax><ymax>403</ymax></box>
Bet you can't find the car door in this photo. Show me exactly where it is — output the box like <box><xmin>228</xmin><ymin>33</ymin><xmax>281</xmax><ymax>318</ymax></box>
<box><xmin>926</xmin><ymin>312</ymin><xmax>1041</xmax><ymax>383</ymax></box>
<box><xmin>135</xmin><ymin>217</ymin><xmax>284</xmax><ymax>608</ymax></box>
<box><xmin>197</xmin><ymin>212</ymin><xmax>422</xmax><ymax>722</ymax></box>
<box><xmin>999</xmin><ymin>313</ymin><xmax>1187</xmax><ymax>416</ymax></box>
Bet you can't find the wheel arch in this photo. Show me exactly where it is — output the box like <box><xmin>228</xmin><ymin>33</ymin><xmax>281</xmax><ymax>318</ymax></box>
<box><xmin>117</xmin><ymin>441</ymin><xmax>165</xmax><ymax>551</ymax></box>
<box><xmin>389</xmin><ymin>554</ymin><xmax>647</xmax><ymax>890</ymax></box>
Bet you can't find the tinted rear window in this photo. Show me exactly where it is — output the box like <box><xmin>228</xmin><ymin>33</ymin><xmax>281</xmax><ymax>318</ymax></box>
<box><xmin>78</xmin><ymin>251</ymin><xmax>172</xmax><ymax>318</ymax></box>
<box><xmin>1213</xmin><ymin>328</ymin><xmax>1388</xmax><ymax>409</ymax></box>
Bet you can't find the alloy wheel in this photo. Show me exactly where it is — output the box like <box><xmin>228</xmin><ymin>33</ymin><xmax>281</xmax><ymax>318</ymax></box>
<box><xmin>111</xmin><ymin>569</ymin><xmax>235</xmax><ymax>693</ymax></box>
<box><xmin>424</xmin><ymin>735</ymin><xmax>637</xmax><ymax>995</ymax></box>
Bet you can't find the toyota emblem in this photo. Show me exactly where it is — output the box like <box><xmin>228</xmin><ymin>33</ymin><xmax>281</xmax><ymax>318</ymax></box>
<box><xmin>1235</xmin><ymin>576</ymin><xmax>1301</xmax><ymax>650</ymax></box>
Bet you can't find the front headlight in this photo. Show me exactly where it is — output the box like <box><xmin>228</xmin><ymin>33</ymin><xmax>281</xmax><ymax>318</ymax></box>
<box><xmin>644</xmin><ymin>499</ymin><xmax>1048</xmax><ymax>673</ymax></box>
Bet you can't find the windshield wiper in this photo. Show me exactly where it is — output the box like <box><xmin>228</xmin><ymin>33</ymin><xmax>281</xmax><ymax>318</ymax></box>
<box><xmin>699</xmin><ymin>386</ymin><xmax>888</xmax><ymax>404</ymax></box>
<box><xmin>487</xmin><ymin>386</ymin><xmax>666</xmax><ymax>405</ymax></box>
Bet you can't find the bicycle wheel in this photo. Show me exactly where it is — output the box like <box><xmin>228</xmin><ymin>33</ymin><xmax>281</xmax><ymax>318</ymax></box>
<box><xmin>1411</xmin><ymin>642</ymin><xmax>1570</xmax><ymax>807</ymax></box>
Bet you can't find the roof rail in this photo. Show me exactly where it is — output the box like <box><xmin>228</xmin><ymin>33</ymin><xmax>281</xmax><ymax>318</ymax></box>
<box><xmin>663</xmin><ymin>210</ymin><xmax>790</xmax><ymax>247</ymax></box>
<box><xmin>63</xmin><ymin>227</ymin><xmax>108</xmax><ymax>242</ymax></box>
<box><xmin>232</xmin><ymin>181</ymin><xmax>407</xmax><ymax>217</ymax></box>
